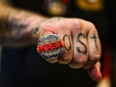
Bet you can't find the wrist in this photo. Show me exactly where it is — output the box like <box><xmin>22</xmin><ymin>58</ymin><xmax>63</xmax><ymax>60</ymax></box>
<box><xmin>6</xmin><ymin>8</ymin><xmax>47</xmax><ymax>45</ymax></box>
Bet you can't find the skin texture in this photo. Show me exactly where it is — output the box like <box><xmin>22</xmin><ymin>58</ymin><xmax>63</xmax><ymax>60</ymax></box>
<box><xmin>0</xmin><ymin>0</ymin><xmax>102</xmax><ymax>81</ymax></box>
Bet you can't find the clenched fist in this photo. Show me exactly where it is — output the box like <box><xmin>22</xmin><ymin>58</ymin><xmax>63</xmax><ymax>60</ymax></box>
<box><xmin>30</xmin><ymin>17</ymin><xmax>102</xmax><ymax>81</ymax></box>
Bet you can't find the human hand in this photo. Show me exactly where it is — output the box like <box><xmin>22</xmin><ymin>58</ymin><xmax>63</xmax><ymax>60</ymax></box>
<box><xmin>0</xmin><ymin>1</ymin><xmax>102</xmax><ymax>81</ymax></box>
<box><xmin>33</xmin><ymin>17</ymin><xmax>102</xmax><ymax>81</ymax></box>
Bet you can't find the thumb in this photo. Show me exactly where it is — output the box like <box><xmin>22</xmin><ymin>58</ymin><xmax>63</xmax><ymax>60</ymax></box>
<box><xmin>88</xmin><ymin>62</ymin><xmax>102</xmax><ymax>81</ymax></box>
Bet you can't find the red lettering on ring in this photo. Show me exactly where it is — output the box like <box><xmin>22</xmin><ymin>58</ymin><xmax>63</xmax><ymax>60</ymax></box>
<box><xmin>37</xmin><ymin>40</ymin><xmax>63</xmax><ymax>53</ymax></box>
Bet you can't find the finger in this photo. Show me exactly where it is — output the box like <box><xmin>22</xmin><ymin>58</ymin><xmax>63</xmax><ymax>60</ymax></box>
<box><xmin>88</xmin><ymin>62</ymin><xmax>102</xmax><ymax>81</ymax></box>
<box><xmin>83</xmin><ymin>24</ymin><xmax>101</xmax><ymax>69</ymax></box>
<box><xmin>37</xmin><ymin>26</ymin><xmax>59</xmax><ymax>63</ymax></box>
<box><xmin>40</xmin><ymin>19</ymin><xmax>73</xmax><ymax>65</ymax></box>
<box><xmin>69</xmin><ymin>21</ymin><xmax>89</xmax><ymax>68</ymax></box>
<box><xmin>58</xmin><ymin>30</ymin><xmax>73</xmax><ymax>64</ymax></box>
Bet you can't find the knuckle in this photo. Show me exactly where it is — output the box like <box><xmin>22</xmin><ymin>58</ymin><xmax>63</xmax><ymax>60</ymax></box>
<box><xmin>40</xmin><ymin>24</ymin><xmax>57</xmax><ymax>34</ymax></box>
<box><xmin>90</xmin><ymin>55</ymin><xmax>101</xmax><ymax>62</ymax></box>
<box><xmin>58</xmin><ymin>56</ymin><xmax>72</xmax><ymax>64</ymax></box>
<box><xmin>78</xmin><ymin>59</ymin><xmax>87</xmax><ymax>65</ymax></box>
<box><xmin>71</xmin><ymin>20</ymin><xmax>83</xmax><ymax>31</ymax></box>
<box><xmin>69</xmin><ymin>57</ymin><xmax>87</xmax><ymax>69</ymax></box>
<box><xmin>59</xmin><ymin>58</ymin><xmax>71</xmax><ymax>64</ymax></box>
<box><xmin>75</xmin><ymin>20</ymin><xmax>83</xmax><ymax>29</ymax></box>
<box><xmin>41</xmin><ymin>25</ymin><xmax>52</xmax><ymax>30</ymax></box>
<box><xmin>75</xmin><ymin>57</ymin><xmax>87</xmax><ymax>66</ymax></box>
<box><xmin>88</xmin><ymin>21</ymin><xmax>96</xmax><ymax>28</ymax></box>
<box><xmin>84</xmin><ymin>55</ymin><xmax>101</xmax><ymax>69</ymax></box>
<box><xmin>87</xmin><ymin>21</ymin><xmax>98</xmax><ymax>31</ymax></box>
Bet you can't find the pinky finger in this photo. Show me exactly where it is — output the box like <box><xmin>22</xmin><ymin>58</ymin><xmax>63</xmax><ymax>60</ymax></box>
<box><xmin>84</xmin><ymin>28</ymin><xmax>101</xmax><ymax>69</ymax></box>
<box><xmin>88</xmin><ymin>62</ymin><xmax>102</xmax><ymax>81</ymax></box>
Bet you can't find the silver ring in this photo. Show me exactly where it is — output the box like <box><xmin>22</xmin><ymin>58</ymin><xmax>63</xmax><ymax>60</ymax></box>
<box><xmin>37</xmin><ymin>34</ymin><xmax>64</xmax><ymax>59</ymax></box>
